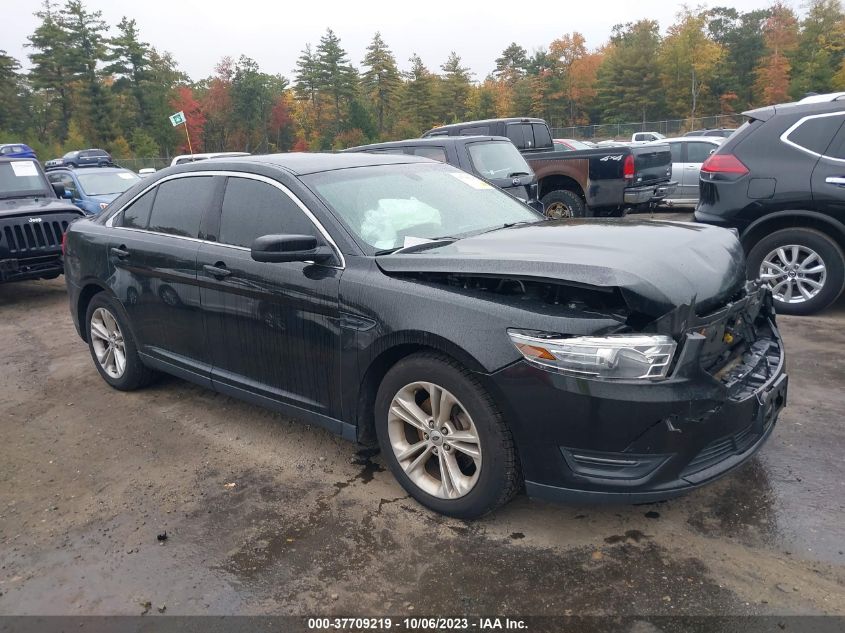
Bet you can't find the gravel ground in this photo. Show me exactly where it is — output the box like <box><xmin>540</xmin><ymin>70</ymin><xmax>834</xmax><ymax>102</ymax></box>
<box><xmin>1</xmin><ymin>211</ymin><xmax>843</xmax><ymax>616</ymax></box>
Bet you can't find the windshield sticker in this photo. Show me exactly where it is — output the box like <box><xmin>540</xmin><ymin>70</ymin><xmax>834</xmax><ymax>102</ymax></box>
<box><xmin>449</xmin><ymin>171</ymin><xmax>492</xmax><ymax>189</ymax></box>
<box><xmin>10</xmin><ymin>161</ymin><xmax>38</xmax><ymax>177</ymax></box>
<box><xmin>118</xmin><ymin>172</ymin><xmax>136</xmax><ymax>179</ymax></box>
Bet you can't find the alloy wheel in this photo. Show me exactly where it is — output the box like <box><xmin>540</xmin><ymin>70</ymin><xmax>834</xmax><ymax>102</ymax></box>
<box><xmin>387</xmin><ymin>381</ymin><xmax>482</xmax><ymax>499</ymax></box>
<box><xmin>760</xmin><ymin>245</ymin><xmax>827</xmax><ymax>304</ymax></box>
<box><xmin>545</xmin><ymin>202</ymin><xmax>572</xmax><ymax>220</ymax></box>
<box><xmin>90</xmin><ymin>307</ymin><xmax>127</xmax><ymax>379</ymax></box>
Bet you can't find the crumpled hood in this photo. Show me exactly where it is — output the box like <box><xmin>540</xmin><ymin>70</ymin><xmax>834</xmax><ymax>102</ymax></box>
<box><xmin>376</xmin><ymin>219</ymin><xmax>747</xmax><ymax>318</ymax></box>
<box><xmin>0</xmin><ymin>197</ymin><xmax>83</xmax><ymax>219</ymax></box>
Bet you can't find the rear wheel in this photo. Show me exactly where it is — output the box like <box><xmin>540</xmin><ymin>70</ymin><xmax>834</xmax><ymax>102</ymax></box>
<box><xmin>85</xmin><ymin>293</ymin><xmax>156</xmax><ymax>390</ymax></box>
<box><xmin>374</xmin><ymin>352</ymin><xmax>521</xmax><ymax>519</ymax></box>
<box><xmin>541</xmin><ymin>189</ymin><xmax>587</xmax><ymax>219</ymax></box>
<box><xmin>747</xmin><ymin>227</ymin><xmax>845</xmax><ymax>315</ymax></box>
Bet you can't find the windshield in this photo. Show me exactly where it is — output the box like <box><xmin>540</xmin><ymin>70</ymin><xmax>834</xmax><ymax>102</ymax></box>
<box><xmin>466</xmin><ymin>141</ymin><xmax>532</xmax><ymax>180</ymax></box>
<box><xmin>77</xmin><ymin>171</ymin><xmax>140</xmax><ymax>196</ymax></box>
<box><xmin>302</xmin><ymin>163</ymin><xmax>541</xmax><ymax>253</ymax></box>
<box><xmin>0</xmin><ymin>161</ymin><xmax>49</xmax><ymax>199</ymax></box>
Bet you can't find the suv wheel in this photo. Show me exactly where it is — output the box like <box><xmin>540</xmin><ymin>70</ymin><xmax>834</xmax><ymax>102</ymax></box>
<box><xmin>374</xmin><ymin>353</ymin><xmax>521</xmax><ymax>519</ymax></box>
<box><xmin>85</xmin><ymin>293</ymin><xmax>157</xmax><ymax>390</ymax></box>
<box><xmin>747</xmin><ymin>227</ymin><xmax>845</xmax><ymax>315</ymax></box>
<box><xmin>541</xmin><ymin>190</ymin><xmax>587</xmax><ymax>219</ymax></box>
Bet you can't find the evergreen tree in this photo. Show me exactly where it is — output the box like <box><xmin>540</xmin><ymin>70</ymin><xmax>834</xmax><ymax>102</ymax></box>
<box><xmin>595</xmin><ymin>21</ymin><xmax>664</xmax><ymax>123</ymax></box>
<box><xmin>494</xmin><ymin>43</ymin><xmax>528</xmax><ymax>83</ymax></box>
<box><xmin>361</xmin><ymin>32</ymin><xmax>401</xmax><ymax>134</ymax></box>
<box><xmin>0</xmin><ymin>51</ymin><xmax>25</xmax><ymax>134</ymax></box>
<box><xmin>439</xmin><ymin>51</ymin><xmax>473</xmax><ymax>122</ymax></box>
<box><xmin>105</xmin><ymin>17</ymin><xmax>152</xmax><ymax>128</ymax></box>
<box><xmin>62</xmin><ymin>0</ymin><xmax>117</xmax><ymax>144</ymax></box>
<box><xmin>27</xmin><ymin>0</ymin><xmax>75</xmax><ymax>141</ymax></box>
<box><xmin>316</xmin><ymin>28</ymin><xmax>357</xmax><ymax>131</ymax></box>
<box><xmin>403</xmin><ymin>53</ymin><xmax>434</xmax><ymax>133</ymax></box>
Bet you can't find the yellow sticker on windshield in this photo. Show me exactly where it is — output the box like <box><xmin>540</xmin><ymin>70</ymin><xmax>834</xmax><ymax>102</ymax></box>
<box><xmin>449</xmin><ymin>171</ymin><xmax>493</xmax><ymax>190</ymax></box>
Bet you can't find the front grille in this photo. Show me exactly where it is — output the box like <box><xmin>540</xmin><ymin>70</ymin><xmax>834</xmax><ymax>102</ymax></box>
<box><xmin>2</xmin><ymin>219</ymin><xmax>68</xmax><ymax>254</ymax></box>
<box><xmin>683</xmin><ymin>424</ymin><xmax>758</xmax><ymax>476</ymax></box>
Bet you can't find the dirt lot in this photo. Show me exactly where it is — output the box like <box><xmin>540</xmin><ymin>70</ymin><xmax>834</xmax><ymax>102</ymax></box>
<box><xmin>1</xmin><ymin>212</ymin><xmax>844</xmax><ymax>617</ymax></box>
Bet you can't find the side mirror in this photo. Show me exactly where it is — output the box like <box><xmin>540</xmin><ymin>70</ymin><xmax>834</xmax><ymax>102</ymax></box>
<box><xmin>250</xmin><ymin>234</ymin><xmax>334</xmax><ymax>264</ymax></box>
<box><xmin>52</xmin><ymin>183</ymin><xmax>68</xmax><ymax>199</ymax></box>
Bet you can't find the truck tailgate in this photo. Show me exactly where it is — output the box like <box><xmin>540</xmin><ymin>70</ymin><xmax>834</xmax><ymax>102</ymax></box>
<box><xmin>632</xmin><ymin>144</ymin><xmax>672</xmax><ymax>185</ymax></box>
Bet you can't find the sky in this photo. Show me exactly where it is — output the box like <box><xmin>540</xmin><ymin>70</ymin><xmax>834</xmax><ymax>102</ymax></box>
<box><xmin>1</xmin><ymin>0</ymin><xmax>798</xmax><ymax>81</ymax></box>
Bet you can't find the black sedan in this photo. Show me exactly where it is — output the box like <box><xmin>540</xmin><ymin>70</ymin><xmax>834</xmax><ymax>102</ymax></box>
<box><xmin>63</xmin><ymin>153</ymin><xmax>787</xmax><ymax>518</ymax></box>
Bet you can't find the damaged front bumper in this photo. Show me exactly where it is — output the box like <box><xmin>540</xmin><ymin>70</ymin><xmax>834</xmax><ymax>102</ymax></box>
<box><xmin>486</xmin><ymin>284</ymin><xmax>787</xmax><ymax>503</ymax></box>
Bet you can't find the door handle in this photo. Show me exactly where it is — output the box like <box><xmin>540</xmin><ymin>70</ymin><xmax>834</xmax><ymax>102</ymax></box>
<box><xmin>825</xmin><ymin>176</ymin><xmax>845</xmax><ymax>185</ymax></box>
<box><xmin>203</xmin><ymin>263</ymin><xmax>232</xmax><ymax>279</ymax></box>
<box><xmin>110</xmin><ymin>246</ymin><xmax>129</xmax><ymax>259</ymax></box>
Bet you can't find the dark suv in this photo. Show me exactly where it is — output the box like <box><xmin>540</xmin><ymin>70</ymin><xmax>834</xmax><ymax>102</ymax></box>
<box><xmin>0</xmin><ymin>157</ymin><xmax>84</xmax><ymax>283</ymax></box>
<box><xmin>696</xmin><ymin>92</ymin><xmax>845</xmax><ymax>315</ymax></box>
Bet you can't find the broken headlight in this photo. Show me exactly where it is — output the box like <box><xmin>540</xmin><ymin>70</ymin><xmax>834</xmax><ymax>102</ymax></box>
<box><xmin>507</xmin><ymin>330</ymin><xmax>677</xmax><ymax>381</ymax></box>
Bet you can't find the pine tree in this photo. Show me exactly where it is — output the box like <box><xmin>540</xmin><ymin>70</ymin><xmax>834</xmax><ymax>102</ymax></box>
<box><xmin>316</xmin><ymin>28</ymin><xmax>357</xmax><ymax>131</ymax></box>
<box><xmin>403</xmin><ymin>54</ymin><xmax>434</xmax><ymax>133</ymax></box>
<box><xmin>595</xmin><ymin>21</ymin><xmax>665</xmax><ymax>123</ymax></box>
<box><xmin>0</xmin><ymin>51</ymin><xmax>25</xmax><ymax>134</ymax></box>
<box><xmin>27</xmin><ymin>0</ymin><xmax>75</xmax><ymax>141</ymax></box>
<box><xmin>62</xmin><ymin>0</ymin><xmax>117</xmax><ymax>144</ymax></box>
<box><xmin>361</xmin><ymin>32</ymin><xmax>401</xmax><ymax>134</ymax></box>
<box><xmin>105</xmin><ymin>17</ymin><xmax>152</xmax><ymax>128</ymax></box>
<box><xmin>439</xmin><ymin>51</ymin><xmax>473</xmax><ymax>122</ymax></box>
<box><xmin>494</xmin><ymin>43</ymin><xmax>528</xmax><ymax>84</ymax></box>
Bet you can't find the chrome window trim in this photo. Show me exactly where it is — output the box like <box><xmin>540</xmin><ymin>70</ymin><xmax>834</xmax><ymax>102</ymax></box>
<box><xmin>780</xmin><ymin>111</ymin><xmax>845</xmax><ymax>163</ymax></box>
<box><xmin>105</xmin><ymin>170</ymin><xmax>346</xmax><ymax>268</ymax></box>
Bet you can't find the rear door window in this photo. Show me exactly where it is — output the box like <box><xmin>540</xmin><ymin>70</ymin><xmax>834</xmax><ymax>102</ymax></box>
<box><xmin>147</xmin><ymin>176</ymin><xmax>214</xmax><ymax>238</ymax></box>
<box><xmin>409</xmin><ymin>146</ymin><xmax>447</xmax><ymax>162</ymax></box>
<box><xmin>532</xmin><ymin>123</ymin><xmax>553</xmax><ymax>149</ymax></box>
<box><xmin>686</xmin><ymin>142</ymin><xmax>715</xmax><ymax>164</ymax></box>
<box><xmin>505</xmin><ymin>123</ymin><xmax>527</xmax><ymax>149</ymax></box>
<box><xmin>218</xmin><ymin>177</ymin><xmax>316</xmax><ymax>249</ymax></box>
<box><xmin>786</xmin><ymin>114</ymin><xmax>845</xmax><ymax>155</ymax></box>
<box><xmin>669</xmin><ymin>143</ymin><xmax>683</xmax><ymax>163</ymax></box>
<box><xmin>459</xmin><ymin>126</ymin><xmax>490</xmax><ymax>136</ymax></box>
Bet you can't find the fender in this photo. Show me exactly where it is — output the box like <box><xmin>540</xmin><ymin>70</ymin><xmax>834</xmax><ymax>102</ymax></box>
<box><xmin>740</xmin><ymin>209</ymin><xmax>845</xmax><ymax>248</ymax></box>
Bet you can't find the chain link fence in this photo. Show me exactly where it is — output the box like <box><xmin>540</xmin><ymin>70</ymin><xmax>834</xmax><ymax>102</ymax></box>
<box><xmin>550</xmin><ymin>114</ymin><xmax>746</xmax><ymax>141</ymax></box>
<box><xmin>111</xmin><ymin>157</ymin><xmax>172</xmax><ymax>172</ymax></box>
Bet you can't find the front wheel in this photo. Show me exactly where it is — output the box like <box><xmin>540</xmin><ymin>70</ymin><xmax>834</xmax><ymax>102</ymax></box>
<box><xmin>747</xmin><ymin>227</ymin><xmax>845</xmax><ymax>316</ymax></box>
<box><xmin>541</xmin><ymin>189</ymin><xmax>588</xmax><ymax>219</ymax></box>
<box><xmin>374</xmin><ymin>353</ymin><xmax>521</xmax><ymax>519</ymax></box>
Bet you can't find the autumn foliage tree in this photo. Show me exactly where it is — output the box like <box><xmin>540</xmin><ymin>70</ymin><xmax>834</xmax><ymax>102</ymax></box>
<box><xmin>755</xmin><ymin>3</ymin><xmax>800</xmax><ymax>105</ymax></box>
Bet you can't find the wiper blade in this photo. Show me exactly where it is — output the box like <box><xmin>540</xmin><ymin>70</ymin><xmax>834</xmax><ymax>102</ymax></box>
<box><xmin>508</xmin><ymin>171</ymin><xmax>530</xmax><ymax>177</ymax></box>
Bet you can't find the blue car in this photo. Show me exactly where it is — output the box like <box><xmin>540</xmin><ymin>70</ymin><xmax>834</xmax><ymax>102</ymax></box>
<box><xmin>46</xmin><ymin>166</ymin><xmax>141</xmax><ymax>215</ymax></box>
<box><xmin>0</xmin><ymin>143</ymin><xmax>37</xmax><ymax>159</ymax></box>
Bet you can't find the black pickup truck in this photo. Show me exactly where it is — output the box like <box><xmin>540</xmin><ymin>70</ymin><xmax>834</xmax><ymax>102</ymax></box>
<box><xmin>0</xmin><ymin>157</ymin><xmax>84</xmax><ymax>283</ymax></box>
<box><xmin>424</xmin><ymin>117</ymin><xmax>674</xmax><ymax>218</ymax></box>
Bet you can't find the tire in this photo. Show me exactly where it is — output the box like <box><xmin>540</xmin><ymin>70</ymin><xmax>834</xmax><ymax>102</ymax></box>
<box><xmin>541</xmin><ymin>189</ymin><xmax>588</xmax><ymax>219</ymax></box>
<box><xmin>85</xmin><ymin>292</ymin><xmax>156</xmax><ymax>390</ymax></box>
<box><xmin>374</xmin><ymin>352</ymin><xmax>521</xmax><ymax>519</ymax></box>
<box><xmin>747</xmin><ymin>227</ymin><xmax>845</xmax><ymax>316</ymax></box>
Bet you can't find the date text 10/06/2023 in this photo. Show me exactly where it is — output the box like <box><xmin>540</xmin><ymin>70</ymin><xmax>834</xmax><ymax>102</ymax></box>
<box><xmin>307</xmin><ymin>617</ymin><xmax>528</xmax><ymax>630</ymax></box>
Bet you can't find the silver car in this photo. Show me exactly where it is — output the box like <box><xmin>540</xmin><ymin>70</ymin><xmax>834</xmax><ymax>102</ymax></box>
<box><xmin>663</xmin><ymin>137</ymin><xmax>724</xmax><ymax>205</ymax></box>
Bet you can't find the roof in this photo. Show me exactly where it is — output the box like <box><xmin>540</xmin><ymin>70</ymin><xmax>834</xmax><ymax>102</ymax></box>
<box><xmin>345</xmin><ymin>136</ymin><xmax>510</xmax><ymax>152</ymax></box>
<box><xmin>665</xmin><ymin>136</ymin><xmax>724</xmax><ymax>143</ymax></box>
<box><xmin>173</xmin><ymin>152</ymin><xmax>432</xmax><ymax>176</ymax></box>
<box><xmin>432</xmin><ymin>117</ymin><xmax>544</xmax><ymax>128</ymax></box>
